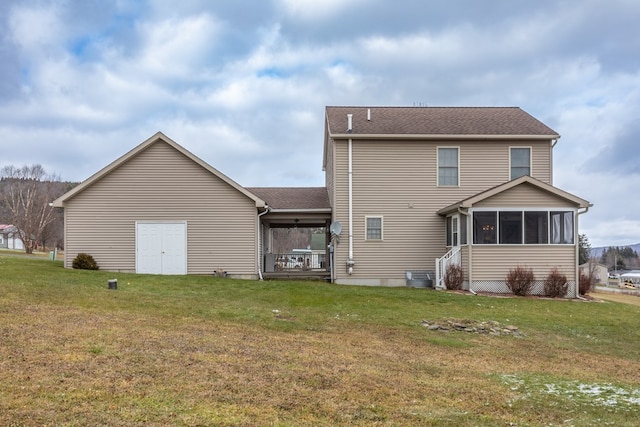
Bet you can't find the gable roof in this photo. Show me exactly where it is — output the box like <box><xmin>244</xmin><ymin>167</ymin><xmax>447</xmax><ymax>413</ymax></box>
<box><xmin>325</xmin><ymin>106</ymin><xmax>559</xmax><ymax>139</ymax></box>
<box><xmin>437</xmin><ymin>175</ymin><xmax>592</xmax><ymax>215</ymax></box>
<box><xmin>246</xmin><ymin>187</ymin><xmax>331</xmax><ymax>211</ymax></box>
<box><xmin>52</xmin><ymin>132</ymin><xmax>266</xmax><ymax>208</ymax></box>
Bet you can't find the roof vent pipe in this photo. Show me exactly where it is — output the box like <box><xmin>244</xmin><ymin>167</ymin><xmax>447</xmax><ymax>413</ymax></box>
<box><xmin>367</xmin><ymin>108</ymin><xmax>371</xmax><ymax>121</ymax></box>
<box><xmin>347</xmin><ymin>114</ymin><xmax>353</xmax><ymax>132</ymax></box>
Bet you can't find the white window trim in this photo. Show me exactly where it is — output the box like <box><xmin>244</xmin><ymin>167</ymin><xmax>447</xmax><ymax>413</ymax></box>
<box><xmin>446</xmin><ymin>214</ymin><xmax>463</xmax><ymax>247</ymax></box>
<box><xmin>469</xmin><ymin>207</ymin><xmax>577</xmax><ymax>246</ymax></box>
<box><xmin>509</xmin><ymin>146</ymin><xmax>532</xmax><ymax>180</ymax></box>
<box><xmin>437</xmin><ymin>146</ymin><xmax>460</xmax><ymax>187</ymax></box>
<box><xmin>365</xmin><ymin>215</ymin><xmax>383</xmax><ymax>241</ymax></box>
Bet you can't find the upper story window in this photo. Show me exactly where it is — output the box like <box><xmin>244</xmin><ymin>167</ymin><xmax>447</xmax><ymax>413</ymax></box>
<box><xmin>510</xmin><ymin>147</ymin><xmax>531</xmax><ymax>180</ymax></box>
<box><xmin>365</xmin><ymin>216</ymin><xmax>383</xmax><ymax>240</ymax></box>
<box><xmin>438</xmin><ymin>147</ymin><xmax>459</xmax><ymax>186</ymax></box>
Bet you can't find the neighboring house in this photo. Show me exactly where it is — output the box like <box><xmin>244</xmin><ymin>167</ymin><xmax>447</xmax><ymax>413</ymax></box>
<box><xmin>53</xmin><ymin>106</ymin><xmax>591</xmax><ymax>297</ymax></box>
<box><xmin>579</xmin><ymin>262</ymin><xmax>608</xmax><ymax>285</ymax></box>
<box><xmin>323</xmin><ymin>107</ymin><xmax>591</xmax><ymax>296</ymax></box>
<box><xmin>0</xmin><ymin>224</ymin><xmax>25</xmax><ymax>250</ymax></box>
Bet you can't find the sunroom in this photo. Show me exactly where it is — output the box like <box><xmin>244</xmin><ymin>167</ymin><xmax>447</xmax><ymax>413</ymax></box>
<box><xmin>436</xmin><ymin>176</ymin><xmax>591</xmax><ymax>297</ymax></box>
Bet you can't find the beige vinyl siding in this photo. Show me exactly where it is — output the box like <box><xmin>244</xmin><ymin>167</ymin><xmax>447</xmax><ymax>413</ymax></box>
<box><xmin>460</xmin><ymin>140</ymin><xmax>551</xmax><ymax>187</ymax></box>
<box><xmin>471</xmin><ymin>245</ymin><xmax>576</xmax><ymax>282</ymax></box>
<box><xmin>330</xmin><ymin>138</ymin><xmax>554</xmax><ymax>285</ymax></box>
<box><xmin>63</xmin><ymin>142</ymin><xmax>258</xmax><ymax>276</ymax></box>
<box><xmin>325</xmin><ymin>134</ymin><xmax>336</xmax><ymax>208</ymax></box>
<box><xmin>473</xmin><ymin>182</ymin><xmax>574</xmax><ymax>208</ymax></box>
<box><xmin>332</xmin><ymin>140</ymin><xmax>439</xmax><ymax>285</ymax></box>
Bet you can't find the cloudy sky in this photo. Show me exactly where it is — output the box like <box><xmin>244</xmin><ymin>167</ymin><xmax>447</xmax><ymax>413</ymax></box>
<box><xmin>1</xmin><ymin>0</ymin><xmax>638</xmax><ymax>247</ymax></box>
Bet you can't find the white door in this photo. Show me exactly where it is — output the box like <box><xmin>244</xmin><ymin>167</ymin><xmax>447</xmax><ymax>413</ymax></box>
<box><xmin>136</xmin><ymin>222</ymin><xmax>187</xmax><ymax>275</ymax></box>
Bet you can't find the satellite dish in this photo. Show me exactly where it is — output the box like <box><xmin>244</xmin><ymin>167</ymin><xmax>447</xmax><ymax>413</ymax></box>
<box><xmin>330</xmin><ymin>221</ymin><xmax>342</xmax><ymax>236</ymax></box>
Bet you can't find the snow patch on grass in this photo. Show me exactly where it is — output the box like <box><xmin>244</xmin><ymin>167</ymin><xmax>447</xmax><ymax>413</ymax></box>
<box><xmin>501</xmin><ymin>374</ymin><xmax>640</xmax><ymax>409</ymax></box>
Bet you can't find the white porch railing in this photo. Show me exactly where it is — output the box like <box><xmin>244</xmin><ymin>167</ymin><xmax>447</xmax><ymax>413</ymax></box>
<box><xmin>435</xmin><ymin>247</ymin><xmax>461</xmax><ymax>289</ymax></box>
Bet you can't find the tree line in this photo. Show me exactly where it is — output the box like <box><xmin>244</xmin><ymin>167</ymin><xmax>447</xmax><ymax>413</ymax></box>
<box><xmin>0</xmin><ymin>165</ymin><xmax>77</xmax><ymax>254</ymax></box>
<box><xmin>599</xmin><ymin>246</ymin><xmax>640</xmax><ymax>270</ymax></box>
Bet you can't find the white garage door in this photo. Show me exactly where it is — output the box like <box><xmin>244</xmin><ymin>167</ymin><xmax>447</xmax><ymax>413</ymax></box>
<box><xmin>136</xmin><ymin>222</ymin><xmax>187</xmax><ymax>275</ymax></box>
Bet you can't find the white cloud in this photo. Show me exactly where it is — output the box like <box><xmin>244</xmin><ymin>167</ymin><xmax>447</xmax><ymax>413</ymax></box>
<box><xmin>134</xmin><ymin>13</ymin><xmax>222</xmax><ymax>80</ymax></box>
<box><xmin>277</xmin><ymin>0</ymin><xmax>367</xmax><ymax>21</ymax></box>
<box><xmin>8</xmin><ymin>3</ymin><xmax>67</xmax><ymax>55</ymax></box>
<box><xmin>1</xmin><ymin>0</ymin><xmax>639</xmax><ymax>245</ymax></box>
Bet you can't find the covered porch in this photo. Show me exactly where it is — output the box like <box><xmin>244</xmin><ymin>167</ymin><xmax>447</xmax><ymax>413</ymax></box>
<box><xmin>248</xmin><ymin>187</ymin><xmax>332</xmax><ymax>281</ymax></box>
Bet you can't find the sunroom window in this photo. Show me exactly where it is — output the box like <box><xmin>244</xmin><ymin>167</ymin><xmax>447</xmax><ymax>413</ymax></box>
<box><xmin>473</xmin><ymin>212</ymin><xmax>497</xmax><ymax>244</ymax></box>
<box><xmin>499</xmin><ymin>211</ymin><xmax>522</xmax><ymax>244</ymax></box>
<box><xmin>551</xmin><ymin>211</ymin><xmax>574</xmax><ymax>244</ymax></box>
<box><xmin>472</xmin><ymin>210</ymin><xmax>574</xmax><ymax>245</ymax></box>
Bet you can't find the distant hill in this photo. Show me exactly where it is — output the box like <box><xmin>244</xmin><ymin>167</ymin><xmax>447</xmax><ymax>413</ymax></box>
<box><xmin>591</xmin><ymin>243</ymin><xmax>640</xmax><ymax>259</ymax></box>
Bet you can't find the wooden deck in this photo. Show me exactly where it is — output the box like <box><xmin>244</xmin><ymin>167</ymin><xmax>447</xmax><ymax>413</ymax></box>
<box><xmin>263</xmin><ymin>270</ymin><xmax>331</xmax><ymax>281</ymax></box>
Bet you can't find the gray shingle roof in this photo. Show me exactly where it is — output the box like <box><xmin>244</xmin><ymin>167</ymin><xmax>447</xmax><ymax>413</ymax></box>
<box><xmin>246</xmin><ymin>187</ymin><xmax>330</xmax><ymax>210</ymax></box>
<box><xmin>325</xmin><ymin>106</ymin><xmax>558</xmax><ymax>137</ymax></box>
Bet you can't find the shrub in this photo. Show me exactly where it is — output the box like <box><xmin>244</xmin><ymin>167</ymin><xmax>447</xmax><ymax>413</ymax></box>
<box><xmin>72</xmin><ymin>253</ymin><xmax>99</xmax><ymax>270</ymax></box>
<box><xmin>544</xmin><ymin>267</ymin><xmax>568</xmax><ymax>298</ymax></box>
<box><xmin>444</xmin><ymin>263</ymin><xmax>464</xmax><ymax>290</ymax></box>
<box><xmin>579</xmin><ymin>271</ymin><xmax>593</xmax><ymax>295</ymax></box>
<box><xmin>506</xmin><ymin>266</ymin><xmax>535</xmax><ymax>296</ymax></box>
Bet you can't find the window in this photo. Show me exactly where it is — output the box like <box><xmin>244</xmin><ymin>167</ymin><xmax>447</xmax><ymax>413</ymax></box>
<box><xmin>447</xmin><ymin>214</ymin><xmax>468</xmax><ymax>246</ymax></box>
<box><xmin>551</xmin><ymin>211</ymin><xmax>574</xmax><ymax>244</ymax></box>
<box><xmin>446</xmin><ymin>216</ymin><xmax>459</xmax><ymax>246</ymax></box>
<box><xmin>365</xmin><ymin>216</ymin><xmax>383</xmax><ymax>240</ymax></box>
<box><xmin>473</xmin><ymin>212</ymin><xmax>497</xmax><ymax>244</ymax></box>
<box><xmin>499</xmin><ymin>211</ymin><xmax>522</xmax><ymax>244</ymax></box>
<box><xmin>524</xmin><ymin>211</ymin><xmax>548</xmax><ymax>244</ymax></box>
<box><xmin>472</xmin><ymin>210</ymin><xmax>574</xmax><ymax>245</ymax></box>
<box><xmin>510</xmin><ymin>147</ymin><xmax>531</xmax><ymax>180</ymax></box>
<box><xmin>438</xmin><ymin>147</ymin><xmax>459</xmax><ymax>186</ymax></box>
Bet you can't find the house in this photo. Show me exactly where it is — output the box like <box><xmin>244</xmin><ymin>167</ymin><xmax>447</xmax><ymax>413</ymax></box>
<box><xmin>53</xmin><ymin>106</ymin><xmax>590</xmax><ymax>297</ymax></box>
<box><xmin>579</xmin><ymin>262</ymin><xmax>608</xmax><ymax>285</ymax></box>
<box><xmin>0</xmin><ymin>224</ymin><xmax>25</xmax><ymax>251</ymax></box>
<box><xmin>323</xmin><ymin>107</ymin><xmax>590</xmax><ymax>296</ymax></box>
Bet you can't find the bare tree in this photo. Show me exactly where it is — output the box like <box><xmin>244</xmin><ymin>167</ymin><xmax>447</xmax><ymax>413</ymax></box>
<box><xmin>0</xmin><ymin>165</ymin><xmax>61</xmax><ymax>254</ymax></box>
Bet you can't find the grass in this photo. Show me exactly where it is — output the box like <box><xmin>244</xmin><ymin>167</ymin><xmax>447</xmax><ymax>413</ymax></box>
<box><xmin>1</xmin><ymin>254</ymin><xmax>640</xmax><ymax>426</ymax></box>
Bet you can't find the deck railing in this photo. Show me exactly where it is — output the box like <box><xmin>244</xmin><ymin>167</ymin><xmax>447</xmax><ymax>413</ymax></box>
<box><xmin>267</xmin><ymin>252</ymin><xmax>327</xmax><ymax>272</ymax></box>
<box><xmin>435</xmin><ymin>247</ymin><xmax>461</xmax><ymax>289</ymax></box>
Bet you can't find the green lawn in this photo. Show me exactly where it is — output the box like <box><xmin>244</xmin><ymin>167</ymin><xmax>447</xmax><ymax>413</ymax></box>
<box><xmin>1</xmin><ymin>254</ymin><xmax>640</xmax><ymax>426</ymax></box>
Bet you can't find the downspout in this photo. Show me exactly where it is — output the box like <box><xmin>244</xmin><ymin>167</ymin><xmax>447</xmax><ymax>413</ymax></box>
<box><xmin>347</xmin><ymin>114</ymin><xmax>355</xmax><ymax>275</ymax></box>
<box><xmin>550</xmin><ymin>138</ymin><xmax>559</xmax><ymax>184</ymax></box>
<box><xmin>257</xmin><ymin>205</ymin><xmax>270</xmax><ymax>280</ymax></box>
<box><xmin>575</xmin><ymin>205</ymin><xmax>591</xmax><ymax>299</ymax></box>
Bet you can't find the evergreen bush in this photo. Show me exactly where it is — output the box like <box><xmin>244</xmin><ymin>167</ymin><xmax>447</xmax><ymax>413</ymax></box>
<box><xmin>72</xmin><ymin>253</ymin><xmax>99</xmax><ymax>270</ymax></box>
